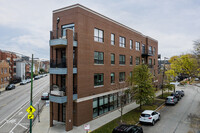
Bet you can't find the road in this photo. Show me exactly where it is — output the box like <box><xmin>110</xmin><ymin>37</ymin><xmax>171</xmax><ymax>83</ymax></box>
<box><xmin>0</xmin><ymin>75</ymin><xmax>49</xmax><ymax>133</ymax></box>
<box><xmin>142</xmin><ymin>84</ymin><xmax>200</xmax><ymax>133</ymax></box>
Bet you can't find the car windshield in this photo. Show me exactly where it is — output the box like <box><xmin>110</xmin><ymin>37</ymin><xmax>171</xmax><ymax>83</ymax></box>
<box><xmin>141</xmin><ymin>114</ymin><xmax>150</xmax><ymax>117</ymax></box>
<box><xmin>43</xmin><ymin>93</ymin><xmax>48</xmax><ymax>96</ymax></box>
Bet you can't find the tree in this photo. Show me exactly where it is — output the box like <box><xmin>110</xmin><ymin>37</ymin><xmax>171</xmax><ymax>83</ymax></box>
<box><xmin>169</xmin><ymin>54</ymin><xmax>199</xmax><ymax>78</ymax></box>
<box><xmin>128</xmin><ymin>64</ymin><xmax>155</xmax><ymax>109</ymax></box>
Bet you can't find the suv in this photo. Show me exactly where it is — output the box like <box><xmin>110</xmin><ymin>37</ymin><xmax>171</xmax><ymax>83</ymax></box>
<box><xmin>171</xmin><ymin>92</ymin><xmax>181</xmax><ymax>101</ymax></box>
<box><xmin>165</xmin><ymin>96</ymin><xmax>178</xmax><ymax>105</ymax></box>
<box><xmin>6</xmin><ymin>84</ymin><xmax>15</xmax><ymax>90</ymax></box>
<box><xmin>112</xmin><ymin>124</ymin><xmax>143</xmax><ymax>133</ymax></box>
<box><xmin>176</xmin><ymin>90</ymin><xmax>184</xmax><ymax>97</ymax></box>
<box><xmin>139</xmin><ymin>110</ymin><xmax>160</xmax><ymax>126</ymax></box>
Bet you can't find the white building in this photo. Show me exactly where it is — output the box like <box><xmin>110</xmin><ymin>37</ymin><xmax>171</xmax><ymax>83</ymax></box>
<box><xmin>16</xmin><ymin>61</ymin><xmax>26</xmax><ymax>81</ymax></box>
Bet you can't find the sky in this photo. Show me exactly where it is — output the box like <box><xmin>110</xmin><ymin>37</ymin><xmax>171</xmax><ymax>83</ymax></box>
<box><xmin>0</xmin><ymin>0</ymin><xmax>199</xmax><ymax>59</ymax></box>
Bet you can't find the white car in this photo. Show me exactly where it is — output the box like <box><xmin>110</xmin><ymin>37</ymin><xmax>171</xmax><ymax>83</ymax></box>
<box><xmin>139</xmin><ymin>110</ymin><xmax>160</xmax><ymax>125</ymax></box>
<box><xmin>20</xmin><ymin>80</ymin><xmax>27</xmax><ymax>85</ymax></box>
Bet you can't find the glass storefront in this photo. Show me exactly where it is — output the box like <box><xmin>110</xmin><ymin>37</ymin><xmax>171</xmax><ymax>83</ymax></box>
<box><xmin>92</xmin><ymin>91</ymin><xmax>133</xmax><ymax>118</ymax></box>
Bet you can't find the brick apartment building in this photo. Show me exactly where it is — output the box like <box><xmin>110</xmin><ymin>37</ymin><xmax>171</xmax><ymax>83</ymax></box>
<box><xmin>49</xmin><ymin>4</ymin><xmax>158</xmax><ymax>131</ymax></box>
<box><xmin>0</xmin><ymin>60</ymin><xmax>10</xmax><ymax>89</ymax></box>
<box><xmin>0</xmin><ymin>50</ymin><xmax>17</xmax><ymax>80</ymax></box>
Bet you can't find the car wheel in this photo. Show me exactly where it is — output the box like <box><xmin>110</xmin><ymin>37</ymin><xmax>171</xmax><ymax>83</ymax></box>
<box><xmin>158</xmin><ymin>115</ymin><xmax>161</xmax><ymax>120</ymax></box>
<box><xmin>152</xmin><ymin>120</ymin><xmax>155</xmax><ymax>126</ymax></box>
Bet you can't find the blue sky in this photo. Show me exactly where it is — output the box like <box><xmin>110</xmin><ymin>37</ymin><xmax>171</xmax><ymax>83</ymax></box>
<box><xmin>0</xmin><ymin>0</ymin><xmax>199</xmax><ymax>59</ymax></box>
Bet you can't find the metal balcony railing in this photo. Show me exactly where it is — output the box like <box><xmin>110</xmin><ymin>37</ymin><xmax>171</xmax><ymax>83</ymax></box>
<box><xmin>50</xmin><ymin>58</ymin><xmax>67</xmax><ymax>68</ymax></box>
<box><xmin>50</xmin><ymin>29</ymin><xmax>77</xmax><ymax>40</ymax></box>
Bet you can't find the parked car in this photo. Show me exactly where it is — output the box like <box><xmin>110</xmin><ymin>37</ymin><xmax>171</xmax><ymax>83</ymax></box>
<box><xmin>26</xmin><ymin>79</ymin><xmax>31</xmax><ymax>83</ymax></box>
<box><xmin>6</xmin><ymin>84</ymin><xmax>15</xmax><ymax>90</ymax></box>
<box><xmin>195</xmin><ymin>78</ymin><xmax>199</xmax><ymax>81</ymax></box>
<box><xmin>20</xmin><ymin>80</ymin><xmax>27</xmax><ymax>85</ymax></box>
<box><xmin>171</xmin><ymin>92</ymin><xmax>181</xmax><ymax>101</ymax></box>
<box><xmin>112</xmin><ymin>124</ymin><xmax>143</xmax><ymax>133</ymax></box>
<box><xmin>34</xmin><ymin>76</ymin><xmax>40</xmax><ymax>80</ymax></box>
<box><xmin>139</xmin><ymin>110</ymin><xmax>160</xmax><ymax>126</ymax></box>
<box><xmin>176</xmin><ymin>90</ymin><xmax>184</xmax><ymax>97</ymax></box>
<box><xmin>41</xmin><ymin>92</ymin><xmax>49</xmax><ymax>100</ymax></box>
<box><xmin>165</xmin><ymin>96</ymin><xmax>178</xmax><ymax>105</ymax></box>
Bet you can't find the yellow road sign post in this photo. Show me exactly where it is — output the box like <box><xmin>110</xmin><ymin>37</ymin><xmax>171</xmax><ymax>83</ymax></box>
<box><xmin>28</xmin><ymin>114</ymin><xmax>34</xmax><ymax>119</ymax></box>
<box><xmin>26</xmin><ymin>105</ymin><xmax>36</xmax><ymax>114</ymax></box>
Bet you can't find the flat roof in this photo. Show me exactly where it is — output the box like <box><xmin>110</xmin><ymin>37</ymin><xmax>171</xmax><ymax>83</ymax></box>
<box><xmin>53</xmin><ymin>4</ymin><xmax>158</xmax><ymax>42</ymax></box>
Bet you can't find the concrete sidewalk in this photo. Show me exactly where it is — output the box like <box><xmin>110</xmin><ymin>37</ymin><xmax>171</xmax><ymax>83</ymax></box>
<box><xmin>32</xmin><ymin>88</ymin><xmax>178</xmax><ymax>133</ymax></box>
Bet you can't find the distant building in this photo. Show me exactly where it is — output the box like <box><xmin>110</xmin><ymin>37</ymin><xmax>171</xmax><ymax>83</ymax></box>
<box><xmin>0</xmin><ymin>60</ymin><xmax>10</xmax><ymax>89</ymax></box>
<box><xmin>16</xmin><ymin>61</ymin><xmax>26</xmax><ymax>81</ymax></box>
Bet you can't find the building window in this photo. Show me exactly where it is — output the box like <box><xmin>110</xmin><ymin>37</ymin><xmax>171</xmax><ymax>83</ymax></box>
<box><xmin>130</xmin><ymin>40</ymin><xmax>133</xmax><ymax>49</ymax></box>
<box><xmin>94</xmin><ymin>28</ymin><xmax>104</xmax><ymax>42</ymax></box>
<box><xmin>149</xmin><ymin>58</ymin><xmax>152</xmax><ymax>65</ymax></box>
<box><xmin>1</xmin><ymin>68</ymin><xmax>3</xmax><ymax>74</ymax></box>
<box><xmin>94</xmin><ymin>73</ymin><xmax>104</xmax><ymax>86</ymax></box>
<box><xmin>119</xmin><ymin>55</ymin><xmax>125</xmax><ymax>65</ymax></box>
<box><xmin>142</xmin><ymin>58</ymin><xmax>145</xmax><ymax>64</ymax></box>
<box><xmin>109</xmin><ymin>94</ymin><xmax>114</xmax><ymax>111</ymax></box>
<box><xmin>94</xmin><ymin>52</ymin><xmax>104</xmax><ymax>64</ymax></box>
<box><xmin>119</xmin><ymin>36</ymin><xmax>126</xmax><ymax>47</ymax></box>
<box><xmin>99</xmin><ymin>97</ymin><xmax>104</xmax><ymax>115</ymax></box>
<box><xmin>153</xmin><ymin>47</ymin><xmax>156</xmax><ymax>55</ymax></box>
<box><xmin>149</xmin><ymin>46</ymin><xmax>152</xmax><ymax>54</ymax></box>
<box><xmin>111</xmin><ymin>73</ymin><xmax>115</xmax><ymax>84</ymax></box>
<box><xmin>93</xmin><ymin>98</ymin><xmax>98</xmax><ymax>118</ymax></box>
<box><xmin>4</xmin><ymin>68</ymin><xmax>7</xmax><ymax>74</ymax></box>
<box><xmin>142</xmin><ymin>44</ymin><xmax>145</xmax><ymax>54</ymax></box>
<box><xmin>103</xmin><ymin>96</ymin><xmax>109</xmax><ymax>113</ymax></box>
<box><xmin>136</xmin><ymin>57</ymin><xmax>140</xmax><ymax>65</ymax></box>
<box><xmin>130</xmin><ymin>71</ymin><xmax>132</xmax><ymax>78</ymax></box>
<box><xmin>62</xmin><ymin>23</ymin><xmax>75</xmax><ymax>37</ymax></box>
<box><xmin>135</xmin><ymin>42</ymin><xmax>140</xmax><ymax>51</ymax></box>
<box><xmin>111</xmin><ymin>33</ymin><xmax>115</xmax><ymax>45</ymax></box>
<box><xmin>154</xmin><ymin>59</ymin><xmax>155</xmax><ymax>65</ymax></box>
<box><xmin>119</xmin><ymin>72</ymin><xmax>125</xmax><ymax>82</ymax></box>
<box><xmin>1</xmin><ymin>78</ymin><xmax>3</xmax><ymax>83</ymax></box>
<box><xmin>130</xmin><ymin>56</ymin><xmax>133</xmax><ymax>65</ymax></box>
<box><xmin>111</xmin><ymin>54</ymin><xmax>115</xmax><ymax>65</ymax></box>
<box><xmin>4</xmin><ymin>77</ymin><xmax>6</xmax><ymax>82</ymax></box>
<box><xmin>14</xmin><ymin>68</ymin><xmax>16</xmax><ymax>73</ymax></box>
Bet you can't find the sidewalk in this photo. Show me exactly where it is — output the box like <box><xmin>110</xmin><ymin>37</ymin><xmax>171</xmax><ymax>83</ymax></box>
<box><xmin>32</xmin><ymin>89</ymin><xmax>175</xmax><ymax>133</ymax></box>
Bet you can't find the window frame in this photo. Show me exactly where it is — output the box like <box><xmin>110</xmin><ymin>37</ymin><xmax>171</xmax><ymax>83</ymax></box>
<box><xmin>94</xmin><ymin>51</ymin><xmax>104</xmax><ymax>64</ymax></box>
<box><xmin>94</xmin><ymin>73</ymin><xmax>104</xmax><ymax>86</ymax></box>
<box><xmin>111</xmin><ymin>72</ymin><xmax>115</xmax><ymax>84</ymax></box>
<box><xmin>130</xmin><ymin>40</ymin><xmax>133</xmax><ymax>49</ymax></box>
<box><xmin>111</xmin><ymin>33</ymin><xmax>115</xmax><ymax>45</ymax></box>
<box><xmin>119</xmin><ymin>36</ymin><xmax>126</xmax><ymax>48</ymax></box>
<box><xmin>94</xmin><ymin>28</ymin><xmax>104</xmax><ymax>43</ymax></box>
<box><xmin>111</xmin><ymin>53</ymin><xmax>115</xmax><ymax>65</ymax></box>
<box><xmin>119</xmin><ymin>72</ymin><xmax>125</xmax><ymax>82</ymax></box>
<box><xmin>135</xmin><ymin>57</ymin><xmax>140</xmax><ymax>65</ymax></box>
<box><xmin>119</xmin><ymin>55</ymin><xmax>126</xmax><ymax>65</ymax></box>
<box><xmin>135</xmin><ymin>42</ymin><xmax>140</xmax><ymax>51</ymax></box>
<box><xmin>130</xmin><ymin>56</ymin><xmax>133</xmax><ymax>65</ymax></box>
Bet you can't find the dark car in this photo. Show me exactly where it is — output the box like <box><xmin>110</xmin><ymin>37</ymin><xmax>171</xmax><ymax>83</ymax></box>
<box><xmin>6</xmin><ymin>84</ymin><xmax>15</xmax><ymax>90</ymax></box>
<box><xmin>165</xmin><ymin>96</ymin><xmax>178</xmax><ymax>105</ymax></box>
<box><xmin>171</xmin><ymin>92</ymin><xmax>181</xmax><ymax>101</ymax></box>
<box><xmin>176</xmin><ymin>90</ymin><xmax>184</xmax><ymax>97</ymax></box>
<box><xmin>112</xmin><ymin>124</ymin><xmax>143</xmax><ymax>133</ymax></box>
<box><xmin>41</xmin><ymin>92</ymin><xmax>49</xmax><ymax>100</ymax></box>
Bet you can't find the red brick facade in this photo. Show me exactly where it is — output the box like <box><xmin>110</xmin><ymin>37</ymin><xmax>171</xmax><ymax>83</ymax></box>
<box><xmin>0</xmin><ymin>61</ymin><xmax>10</xmax><ymax>88</ymax></box>
<box><xmin>50</xmin><ymin>4</ymin><xmax>158</xmax><ymax>131</ymax></box>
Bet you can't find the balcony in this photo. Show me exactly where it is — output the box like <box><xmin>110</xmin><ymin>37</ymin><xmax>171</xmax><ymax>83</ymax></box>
<box><xmin>49</xmin><ymin>85</ymin><xmax>77</xmax><ymax>103</ymax></box>
<box><xmin>49</xmin><ymin>29</ymin><xmax>77</xmax><ymax>47</ymax></box>
<box><xmin>49</xmin><ymin>58</ymin><xmax>67</xmax><ymax>75</ymax></box>
<box><xmin>142</xmin><ymin>50</ymin><xmax>153</xmax><ymax>57</ymax></box>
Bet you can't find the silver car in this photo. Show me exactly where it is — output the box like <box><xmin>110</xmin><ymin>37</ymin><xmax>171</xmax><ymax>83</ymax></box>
<box><xmin>165</xmin><ymin>96</ymin><xmax>178</xmax><ymax>105</ymax></box>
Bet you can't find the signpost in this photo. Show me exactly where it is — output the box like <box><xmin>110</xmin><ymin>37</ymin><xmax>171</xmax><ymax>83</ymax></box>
<box><xmin>26</xmin><ymin>105</ymin><xmax>36</xmax><ymax>120</ymax></box>
<box><xmin>84</xmin><ymin>124</ymin><xmax>90</xmax><ymax>133</ymax></box>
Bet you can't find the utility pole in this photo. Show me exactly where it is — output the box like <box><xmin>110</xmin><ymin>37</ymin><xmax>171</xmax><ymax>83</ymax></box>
<box><xmin>30</xmin><ymin>54</ymin><xmax>33</xmax><ymax>133</ymax></box>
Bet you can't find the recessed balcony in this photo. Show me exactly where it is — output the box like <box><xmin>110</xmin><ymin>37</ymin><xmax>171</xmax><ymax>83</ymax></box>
<box><xmin>142</xmin><ymin>49</ymin><xmax>153</xmax><ymax>57</ymax></box>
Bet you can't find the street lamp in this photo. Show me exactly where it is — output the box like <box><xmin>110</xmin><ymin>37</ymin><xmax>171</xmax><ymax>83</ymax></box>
<box><xmin>162</xmin><ymin>57</ymin><xmax>168</xmax><ymax>98</ymax></box>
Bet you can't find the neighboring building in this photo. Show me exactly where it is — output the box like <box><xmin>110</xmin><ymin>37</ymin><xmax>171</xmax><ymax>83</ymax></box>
<box><xmin>0</xmin><ymin>50</ymin><xmax>17</xmax><ymax>80</ymax></box>
<box><xmin>0</xmin><ymin>60</ymin><xmax>10</xmax><ymax>89</ymax></box>
<box><xmin>49</xmin><ymin>4</ymin><xmax>158</xmax><ymax>131</ymax></box>
<box><xmin>16</xmin><ymin>61</ymin><xmax>26</xmax><ymax>81</ymax></box>
<box><xmin>40</xmin><ymin>60</ymin><xmax>50</xmax><ymax>73</ymax></box>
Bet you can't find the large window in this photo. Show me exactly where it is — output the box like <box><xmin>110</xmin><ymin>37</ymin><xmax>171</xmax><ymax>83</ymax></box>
<box><xmin>119</xmin><ymin>72</ymin><xmax>125</xmax><ymax>82</ymax></box>
<box><xmin>135</xmin><ymin>42</ymin><xmax>140</xmax><ymax>51</ymax></box>
<box><xmin>94</xmin><ymin>28</ymin><xmax>104</xmax><ymax>42</ymax></box>
<box><xmin>119</xmin><ymin>55</ymin><xmax>125</xmax><ymax>65</ymax></box>
<box><xmin>111</xmin><ymin>53</ymin><xmax>115</xmax><ymax>64</ymax></box>
<box><xmin>119</xmin><ymin>36</ymin><xmax>126</xmax><ymax>47</ymax></box>
<box><xmin>149</xmin><ymin>46</ymin><xmax>152</xmax><ymax>54</ymax></box>
<box><xmin>93</xmin><ymin>98</ymin><xmax>98</xmax><ymax>118</ymax></box>
<box><xmin>149</xmin><ymin>58</ymin><xmax>152</xmax><ymax>65</ymax></box>
<box><xmin>94</xmin><ymin>73</ymin><xmax>104</xmax><ymax>86</ymax></box>
<box><xmin>94</xmin><ymin>52</ymin><xmax>104</xmax><ymax>64</ymax></box>
<box><xmin>153</xmin><ymin>47</ymin><xmax>156</xmax><ymax>55</ymax></box>
<box><xmin>111</xmin><ymin>33</ymin><xmax>115</xmax><ymax>45</ymax></box>
<box><xmin>136</xmin><ymin>57</ymin><xmax>140</xmax><ymax>65</ymax></box>
<box><xmin>130</xmin><ymin>40</ymin><xmax>133</xmax><ymax>49</ymax></box>
<box><xmin>130</xmin><ymin>56</ymin><xmax>133</xmax><ymax>65</ymax></box>
<box><xmin>111</xmin><ymin>73</ymin><xmax>115</xmax><ymax>84</ymax></box>
<box><xmin>109</xmin><ymin>94</ymin><xmax>114</xmax><ymax>111</ymax></box>
<box><xmin>62</xmin><ymin>23</ymin><xmax>75</xmax><ymax>37</ymax></box>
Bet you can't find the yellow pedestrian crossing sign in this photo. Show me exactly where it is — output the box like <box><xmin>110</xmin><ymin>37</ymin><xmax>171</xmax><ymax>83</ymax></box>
<box><xmin>28</xmin><ymin>114</ymin><xmax>34</xmax><ymax>119</ymax></box>
<box><xmin>26</xmin><ymin>105</ymin><xmax>36</xmax><ymax>114</ymax></box>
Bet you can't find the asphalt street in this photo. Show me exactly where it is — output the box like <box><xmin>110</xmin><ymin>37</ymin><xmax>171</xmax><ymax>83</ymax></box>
<box><xmin>142</xmin><ymin>85</ymin><xmax>200</xmax><ymax>133</ymax></box>
<box><xmin>0</xmin><ymin>75</ymin><xmax>49</xmax><ymax>133</ymax></box>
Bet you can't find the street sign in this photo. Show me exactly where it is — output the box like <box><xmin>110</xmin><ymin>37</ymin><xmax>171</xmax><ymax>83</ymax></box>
<box><xmin>28</xmin><ymin>114</ymin><xmax>34</xmax><ymax>119</ymax></box>
<box><xmin>84</xmin><ymin>124</ymin><xmax>90</xmax><ymax>131</ymax></box>
<box><xmin>26</xmin><ymin>105</ymin><xmax>36</xmax><ymax>114</ymax></box>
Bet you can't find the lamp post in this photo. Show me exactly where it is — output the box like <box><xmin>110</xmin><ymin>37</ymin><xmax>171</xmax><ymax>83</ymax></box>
<box><xmin>162</xmin><ymin>57</ymin><xmax>168</xmax><ymax>98</ymax></box>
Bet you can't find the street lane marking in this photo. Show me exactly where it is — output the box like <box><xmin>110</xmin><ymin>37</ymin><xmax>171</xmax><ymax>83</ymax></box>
<box><xmin>19</xmin><ymin>123</ymin><xmax>28</xmax><ymax>129</ymax></box>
